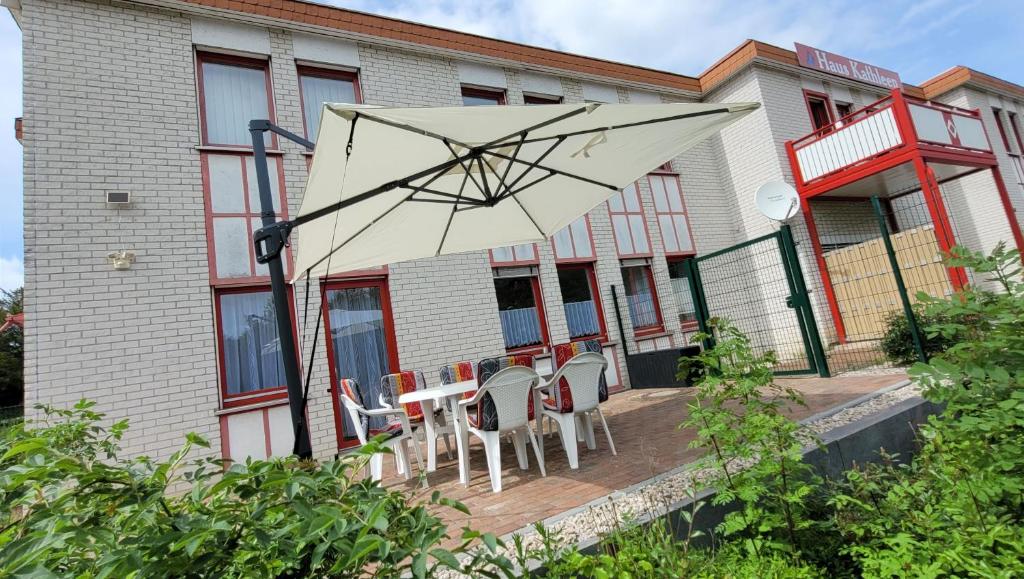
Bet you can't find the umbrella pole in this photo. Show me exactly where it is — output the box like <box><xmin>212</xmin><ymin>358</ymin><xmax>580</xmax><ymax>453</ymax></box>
<box><xmin>249</xmin><ymin>120</ymin><xmax>314</xmax><ymax>459</ymax></box>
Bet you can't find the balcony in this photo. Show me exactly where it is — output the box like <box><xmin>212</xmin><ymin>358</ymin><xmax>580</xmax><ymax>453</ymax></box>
<box><xmin>786</xmin><ymin>89</ymin><xmax>998</xmax><ymax>198</ymax></box>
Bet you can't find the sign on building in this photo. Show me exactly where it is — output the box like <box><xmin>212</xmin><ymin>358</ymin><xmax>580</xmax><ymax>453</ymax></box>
<box><xmin>794</xmin><ymin>43</ymin><xmax>901</xmax><ymax>90</ymax></box>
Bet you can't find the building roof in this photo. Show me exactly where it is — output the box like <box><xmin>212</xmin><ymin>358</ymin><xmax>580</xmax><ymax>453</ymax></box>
<box><xmin>0</xmin><ymin>312</ymin><xmax>23</xmax><ymax>334</ymax></box>
<box><xmin>919</xmin><ymin>66</ymin><xmax>1024</xmax><ymax>101</ymax></box>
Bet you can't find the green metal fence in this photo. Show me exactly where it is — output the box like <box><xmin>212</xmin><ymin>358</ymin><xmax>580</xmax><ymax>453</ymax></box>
<box><xmin>684</xmin><ymin>225</ymin><xmax>830</xmax><ymax>377</ymax></box>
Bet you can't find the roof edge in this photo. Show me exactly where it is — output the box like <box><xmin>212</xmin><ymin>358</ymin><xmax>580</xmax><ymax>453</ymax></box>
<box><xmin>920</xmin><ymin>65</ymin><xmax>1024</xmax><ymax>101</ymax></box>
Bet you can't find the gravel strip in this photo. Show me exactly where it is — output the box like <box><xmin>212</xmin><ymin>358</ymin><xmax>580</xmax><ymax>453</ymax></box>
<box><xmin>438</xmin><ymin>380</ymin><xmax>922</xmax><ymax>576</ymax></box>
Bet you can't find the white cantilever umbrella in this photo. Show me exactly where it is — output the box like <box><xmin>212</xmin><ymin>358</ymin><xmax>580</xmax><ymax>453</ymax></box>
<box><xmin>292</xmin><ymin>101</ymin><xmax>758</xmax><ymax>279</ymax></box>
<box><xmin>253</xmin><ymin>100</ymin><xmax>757</xmax><ymax>457</ymax></box>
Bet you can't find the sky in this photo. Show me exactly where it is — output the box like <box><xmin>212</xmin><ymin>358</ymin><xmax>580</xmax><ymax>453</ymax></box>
<box><xmin>0</xmin><ymin>0</ymin><xmax>1022</xmax><ymax>291</ymax></box>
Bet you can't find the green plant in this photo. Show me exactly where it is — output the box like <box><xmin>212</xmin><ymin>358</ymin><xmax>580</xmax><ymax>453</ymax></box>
<box><xmin>878</xmin><ymin>305</ymin><xmax>958</xmax><ymax>365</ymax></box>
<box><xmin>0</xmin><ymin>287</ymin><xmax>22</xmax><ymax>408</ymax></box>
<box><xmin>680</xmin><ymin>320</ymin><xmax>823</xmax><ymax>562</ymax></box>
<box><xmin>0</xmin><ymin>401</ymin><xmax>511</xmax><ymax>578</ymax></box>
<box><xmin>831</xmin><ymin>244</ymin><xmax>1024</xmax><ymax>576</ymax></box>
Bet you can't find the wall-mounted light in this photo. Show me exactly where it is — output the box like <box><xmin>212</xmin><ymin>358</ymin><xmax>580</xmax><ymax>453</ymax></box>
<box><xmin>107</xmin><ymin>250</ymin><xmax>136</xmax><ymax>271</ymax></box>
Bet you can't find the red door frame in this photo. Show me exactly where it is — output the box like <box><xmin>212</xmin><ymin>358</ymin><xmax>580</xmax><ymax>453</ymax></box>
<box><xmin>320</xmin><ymin>276</ymin><xmax>401</xmax><ymax>450</ymax></box>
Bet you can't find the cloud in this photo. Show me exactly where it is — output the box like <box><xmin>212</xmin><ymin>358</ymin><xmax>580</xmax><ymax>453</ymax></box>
<box><xmin>0</xmin><ymin>256</ymin><xmax>22</xmax><ymax>292</ymax></box>
<box><xmin>325</xmin><ymin>0</ymin><xmax>1015</xmax><ymax>84</ymax></box>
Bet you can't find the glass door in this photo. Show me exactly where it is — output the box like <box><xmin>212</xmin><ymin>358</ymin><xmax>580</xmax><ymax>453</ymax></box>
<box><xmin>322</xmin><ymin>279</ymin><xmax>400</xmax><ymax>449</ymax></box>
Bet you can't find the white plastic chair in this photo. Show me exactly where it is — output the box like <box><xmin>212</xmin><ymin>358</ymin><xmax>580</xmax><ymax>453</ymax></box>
<box><xmin>379</xmin><ymin>371</ymin><xmax>454</xmax><ymax>469</ymax></box>
<box><xmin>458</xmin><ymin>365</ymin><xmax>546</xmax><ymax>493</ymax></box>
<box><xmin>539</xmin><ymin>352</ymin><xmax>617</xmax><ymax>469</ymax></box>
<box><xmin>337</xmin><ymin>378</ymin><xmax>423</xmax><ymax>481</ymax></box>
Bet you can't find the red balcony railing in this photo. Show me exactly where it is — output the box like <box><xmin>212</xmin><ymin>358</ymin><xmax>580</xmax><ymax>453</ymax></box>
<box><xmin>786</xmin><ymin>89</ymin><xmax>995</xmax><ymax>189</ymax></box>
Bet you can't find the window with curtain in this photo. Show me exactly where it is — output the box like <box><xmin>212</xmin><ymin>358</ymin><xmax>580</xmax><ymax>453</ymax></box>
<box><xmin>667</xmin><ymin>259</ymin><xmax>699</xmax><ymax>331</ymax></box>
<box><xmin>649</xmin><ymin>173</ymin><xmax>695</xmax><ymax>256</ymax></box>
<box><xmin>608</xmin><ymin>183</ymin><xmax>651</xmax><ymax>257</ymax></box>
<box><xmin>198</xmin><ymin>54</ymin><xmax>272</xmax><ymax>147</ymax></box>
<box><xmin>298</xmin><ymin>67</ymin><xmax>358</xmax><ymax>141</ymax></box>
<box><xmin>621</xmin><ymin>264</ymin><xmax>662</xmax><ymax>332</ymax></box>
<box><xmin>217</xmin><ymin>289</ymin><xmax>288</xmax><ymax>398</ymax></box>
<box><xmin>493</xmin><ymin>269</ymin><xmax>545</xmax><ymax>349</ymax></box>
<box><xmin>325</xmin><ymin>284</ymin><xmax>394</xmax><ymax>433</ymax></box>
<box><xmin>552</xmin><ymin>216</ymin><xmax>594</xmax><ymax>261</ymax></box>
<box><xmin>557</xmin><ymin>265</ymin><xmax>603</xmax><ymax>339</ymax></box>
<box><xmin>203</xmin><ymin>153</ymin><xmax>288</xmax><ymax>283</ymax></box>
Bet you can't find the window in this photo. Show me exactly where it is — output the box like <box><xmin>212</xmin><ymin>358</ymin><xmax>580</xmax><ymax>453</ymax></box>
<box><xmin>490</xmin><ymin>244</ymin><xmax>538</xmax><ymax>265</ymax></box>
<box><xmin>804</xmin><ymin>90</ymin><xmax>834</xmax><ymax>131</ymax></box>
<box><xmin>552</xmin><ymin>216</ymin><xmax>595</xmax><ymax>261</ymax></box>
<box><xmin>992</xmin><ymin>108</ymin><xmax>1013</xmax><ymax>152</ymax></box>
<box><xmin>524</xmin><ymin>94</ymin><xmax>562</xmax><ymax>105</ymax></box>
<box><xmin>620</xmin><ymin>262</ymin><xmax>662</xmax><ymax>333</ymax></box>
<box><xmin>667</xmin><ymin>260</ymin><xmax>699</xmax><ymax>331</ymax></box>
<box><xmin>1009</xmin><ymin>112</ymin><xmax>1024</xmax><ymax>154</ymax></box>
<box><xmin>462</xmin><ymin>86</ymin><xmax>506</xmax><ymax>106</ymax></box>
<box><xmin>608</xmin><ymin>183</ymin><xmax>651</xmax><ymax>257</ymax></box>
<box><xmin>557</xmin><ymin>264</ymin><xmax>604</xmax><ymax>339</ymax></box>
<box><xmin>835</xmin><ymin>102</ymin><xmax>854</xmax><ymax>119</ymax></box>
<box><xmin>197</xmin><ymin>53</ymin><xmax>273</xmax><ymax>147</ymax></box>
<box><xmin>298</xmin><ymin>66</ymin><xmax>360</xmax><ymax>141</ymax></box>
<box><xmin>202</xmin><ymin>153</ymin><xmax>289</xmax><ymax>283</ymax></box>
<box><xmin>648</xmin><ymin>173</ymin><xmax>694</xmax><ymax>255</ymax></box>
<box><xmin>215</xmin><ymin>288</ymin><xmax>292</xmax><ymax>405</ymax></box>
<box><xmin>493</xmin><ymin>268</ymin><xmax>547</xmax><ymax>351</ymax></box>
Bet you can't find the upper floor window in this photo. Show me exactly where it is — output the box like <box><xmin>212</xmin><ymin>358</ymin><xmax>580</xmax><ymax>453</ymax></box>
<box><xmin>648</xmin><ymin>173</ymin><xmax>694</xmax><ymax>255</ymax></box>
<box><xmin>202</xmin><ymin>152</ymin><xmax>289</xmax><ymax>283</ymax></box>
<box><xmin>524</xmin><ymin>94</ymin><xmax>562</xmax><ymax>105</ymax></box>
<box><xmin>462</xmin><ymin>86</ymin><xmax>506</xmax><ymax>106</ymax></box>
<box><xmin>804</xmin><ymin>90</ymin><xmax>834</xmax><ymax>131</ymax></box>
<box><xmin>608</xmin><ymin>183</ymin><xmax>651</xmax><ymax>257</ymax></box>
<box><xmin>298</xmin><ymin>66</ymin><xmax>360</xmax><ymax>141</ymax></box>
<box><xmin>197</xmin><ymin>52</ymin><xmax>273</xmax><ymax>147</ymax></box>
<box><xmin>835</xmin><ymin>102</ymin><xmax>854</xmax><ymax>119</ymax></box>
<box><xmin>552</xmin><ymin>216</ymin><xmax>595</xmax><ymax>261</ymax></box>
<box><xmin>992</xmin><ymin>108</ymin><xmax>1013</xmax><ymax>153</ymax></box>
<box><xmin>490</xmin><ymin>244</ymin><xmax>538</xmax><ymax>265</ymax></box>
<box><xmin>1009</xmin><ymin>112</ymin><xmax>1024</xmax><ymax>155</ymax></box>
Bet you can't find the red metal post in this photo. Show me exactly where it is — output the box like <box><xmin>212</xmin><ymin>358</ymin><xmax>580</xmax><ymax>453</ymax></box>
<box><xmin>800</xmin><ymin>197</ymin><xmax>847</xmax><ymax>344</ymax></box>
<box><xmin>913</xmin><ymin>158</ymin><xmax>968</xmax><ymax>290</ymax></box>
<box><xmin>989</xmin><ymin>165</ymin><xmax>1024</xmax><ymax>254</ymax></box>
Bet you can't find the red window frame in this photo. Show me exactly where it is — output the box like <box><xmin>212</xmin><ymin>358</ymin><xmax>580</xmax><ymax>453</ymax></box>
<box><xmin>213</xmin><ymin>285</ymin><xmax>298</xmax><ymax>408</ymax></box>
<box><xmin>803</xmin><ymin>89</ymin><xmax>835</xmax><ymax>132</ymax></box>
<box><xmin>835</xmin><ymin>102</ymin><xmax>854</xmax><ymax>120</ymax></box>
<box><xmin>992</xmin><ymin>108</ymin><xmax>1013</xmax><ymax>152</ymax></box>
<box><xmin>551</xmin><ymin>215</ymin><xmax>597</xmax><ymax>263</ymax></box>
<box><xmin>620</xmin><ymin>263</ymin><xmax>664</xmax><ymax>336</ymax></box>
<box><xmin>524</xmin><ymin>94</ymin><xmax>562</xmax><ymax>105</ymax></box>
<box><xmin>196</xmin><ymin>51</ymin><xmax>277</xmax><ymax>149</ymax></box>
<box><xmin>556</xmin><ymin>262</ymin><xmax>607</xmax><ymax>341</ymax></box>
<box><xmin>647</xmin><ymin>171</ymin><xmax>696</xmax><ymax>257</ymax></box>
<box><xmin>607</xmin><ymin>183</ymin><xmax>654</xmax><ymax>258</ymax></box>
<box><xmin>200</xmin><ymin>152</ymin><xmax>292</xmax><ymax>285</ymax></box>
<box><xmin>493</xmin><ymin>268</ymin><xmax>550</xmax><ymax>355</ymax></box>
<box><xmin>296</xmin><ymin>65</ymin><xmax>362</xmax><ymax>140</ymax></box>
<box><xmin>461</xmin><ymin>86</ymin><xmax>507</xmax><ymax>105</ymax></box>
<box><xmin>321</xmin><ymin>276</ymin><xmax>401</xmax><ymax>450</ymax></box>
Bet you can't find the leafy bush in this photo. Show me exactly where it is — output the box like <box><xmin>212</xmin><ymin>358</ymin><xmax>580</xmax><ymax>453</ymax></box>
<box><xmin>832</xmin><ymin>243</ymin><xmax>1024</xmax><ymax>576</ymax></box>
<box><xmin>878</xmin><ymin>305</ymin><xmax>959</xmax><ymax>365</ymax></box>
<box><xmin>0</xmin><ymin>402</ymin><xmax>509</xmax><ymax>578</ymax></box>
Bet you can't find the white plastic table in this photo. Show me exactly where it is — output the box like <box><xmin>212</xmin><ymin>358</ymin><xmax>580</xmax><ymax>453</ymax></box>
<box><xmin>399</xmin><ymin>379</ymin><xmax>477</xmax><ymax>481</ymax></box>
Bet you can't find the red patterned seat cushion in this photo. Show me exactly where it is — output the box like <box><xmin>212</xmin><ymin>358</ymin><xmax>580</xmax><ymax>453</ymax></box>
<box><xmin>550</xmin><ymin>339</ymin><xmax>608</xmax><ymax>413</ymax></box>
<box><xmin>382</xmin><ymin>371</ymin><xmax>425</xmax><ymax>421</ymax></box>
<box><xmin>368</xmin><ymin>418</ymin><xmax>404</xmax><ymax>440</ymax></box>
<box><xmin>476</xmin><ymin>354</ymin><xmax>536</xmax><ymax>429</ymax></box>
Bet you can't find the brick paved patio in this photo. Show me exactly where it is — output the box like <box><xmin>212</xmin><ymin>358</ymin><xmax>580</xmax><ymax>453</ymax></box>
<box><xmin>383</xmin><ymin>373</ymin><xmax>907</xmax><ymax>539</ymax></box>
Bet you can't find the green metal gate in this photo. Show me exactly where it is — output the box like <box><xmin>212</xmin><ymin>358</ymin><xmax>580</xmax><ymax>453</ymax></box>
<box><xmin>682</xmin><ymin>225</ymin><xmax>830</xmax><ymax>377</ymax></box>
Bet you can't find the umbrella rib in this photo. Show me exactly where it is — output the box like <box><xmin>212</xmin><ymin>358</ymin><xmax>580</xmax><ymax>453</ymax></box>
<box><xmin>486</xmin><ymin>136</ymin><xmax>564</xmax><ymax>198</ymax></box>
<box><xmin>487</xmin><ymin>149</ymin><xmax>618</xmax><ymax>191</ymax></box>
<box><xmin>442</xmin><ymin>139</ymin><xmax>491</xmax><ymax>203</ymax></box>
<box><xmin>401</xmin><ymin>185</ymin><xmax>486</xmax><ymax>205</ymax></box>
<box><xmin>474</xmin><ymin>157</ymin><xmax>493</xmax><ymax>201</ymax></box>
<box><xmin>496</xmin><ymin>171</ymin><xmax>556</xmax><ymax>201</ymax></box>
<box><xmin>510</xmin><ymin>191</ymin><xmax>546</xmax><ymax>239</ymax></box>
<box><xmin>479</xmin><ymin>107</ymin><xmax>735</xmax><ymax>149</ymax></box>
<box><xmin>481</xmin><ymin>104</ymin><xmax>591</xmax><ymax>148</ymax></box>
<box><xmin>348</xmin><ymin>110</ymin><xmax>475</xmax><ymax>150</ymax></box>
<box><xmin>492</xmin><ymin>133</ymin><xmax>526</xmax><ymax>199</ymax></box>
<box><xmin>436</xmin><ymin>170</ymin><xmax>472</xmax><ymax>256</ymax></box>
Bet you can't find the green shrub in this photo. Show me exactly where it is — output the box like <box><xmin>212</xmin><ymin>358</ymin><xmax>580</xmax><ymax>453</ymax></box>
<box><xmin>878</xmin><ymin>306</ymin><xmax>958</xmax><ymax>365</ymax></box>
<box><xmin>0</xmin><ymin>402</ymin><xmax>509</xmax><ymax>578</ymax></box>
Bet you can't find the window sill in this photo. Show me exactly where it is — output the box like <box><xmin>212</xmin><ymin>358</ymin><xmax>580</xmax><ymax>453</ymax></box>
<box><xmin>634</xmin><ymin>329</ymin><xmax>671</xmax><ymax>341</ymax></box>
<box><xmin>215</xmin><ymin>397</ymin><xmax>289</xmax><ymax>416</ymax></box>
<box><xmin>196</xmin><ymin>145</ymin><xmax>287</xmax><ymax>155</ymax></box>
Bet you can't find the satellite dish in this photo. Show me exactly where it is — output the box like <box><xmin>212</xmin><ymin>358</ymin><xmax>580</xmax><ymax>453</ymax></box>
<box><xmin>754</xmin><ymin>181</ymin><xmax>800</xmax><ymax>222</ymax></box>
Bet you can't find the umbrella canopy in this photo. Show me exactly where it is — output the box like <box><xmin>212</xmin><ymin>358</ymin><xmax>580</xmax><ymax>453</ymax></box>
<box><xmin>294</xmin><ymin>101</ymin><xmax>758</xmax><ymax>279</ymax></box>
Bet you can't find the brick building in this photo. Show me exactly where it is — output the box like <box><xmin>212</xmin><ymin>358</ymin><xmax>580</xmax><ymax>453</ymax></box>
<box><xmin>5</xmin><ymin>0</ymin><xmax>1023</xmax><ymax>462</ymax></box>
